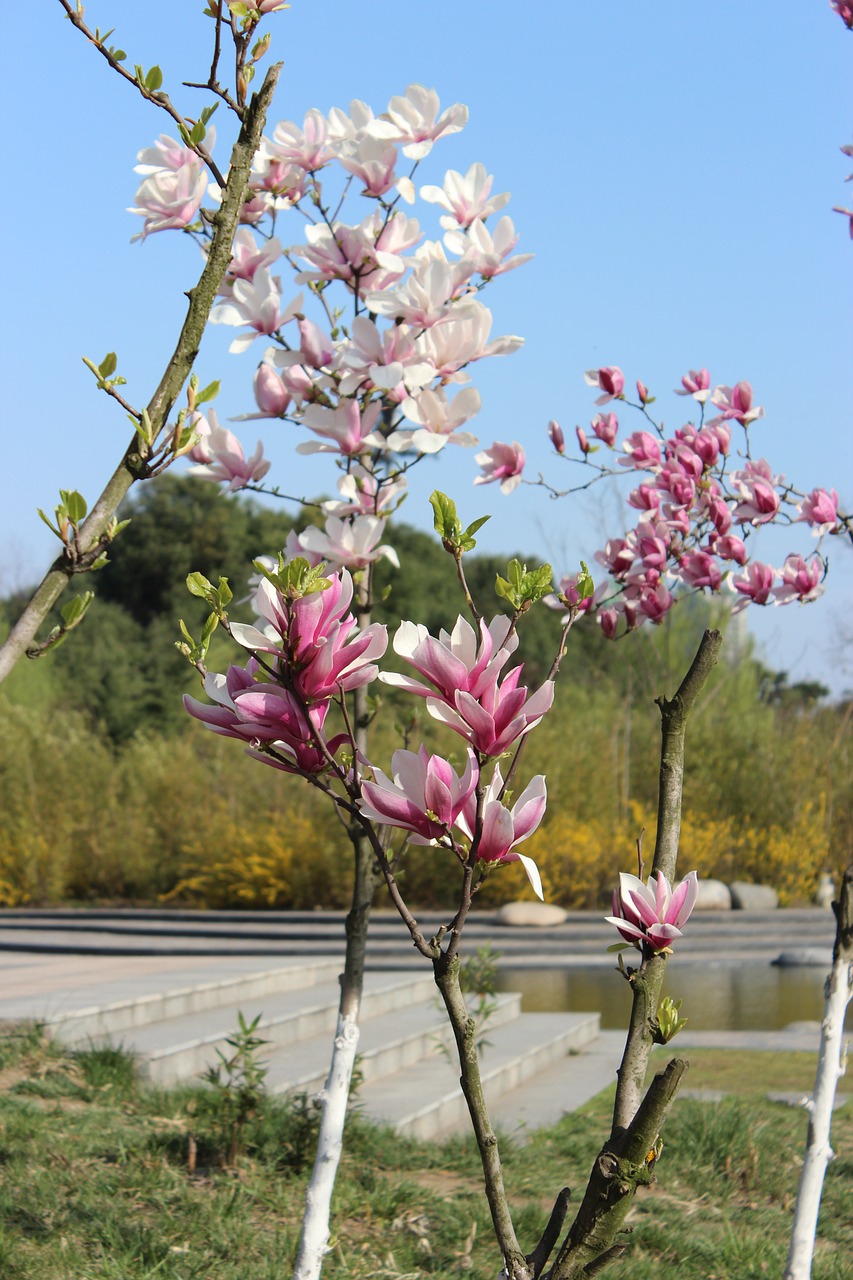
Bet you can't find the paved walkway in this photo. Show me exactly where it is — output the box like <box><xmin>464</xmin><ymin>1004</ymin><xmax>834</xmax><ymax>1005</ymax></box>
<box><xmin>0</xmin><ymin>906</ymin><xmax>836</xmax><ymax>967</ymax></box>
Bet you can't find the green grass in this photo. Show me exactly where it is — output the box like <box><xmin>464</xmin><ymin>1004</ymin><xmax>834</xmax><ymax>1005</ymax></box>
<box><xmin>0</xmin><ymin>1030</ymin><xmax>849</xmax><ymax>1278</ymax></box>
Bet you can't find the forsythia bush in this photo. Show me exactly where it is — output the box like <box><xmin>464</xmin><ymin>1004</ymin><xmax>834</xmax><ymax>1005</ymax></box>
<box><xmin>0</xmin><ymin>691</ymin><xmax>843</xmax><ymax>910</ymax></box>
<box><xmin>165</xmin><ymin>807</ymin><xmax>350</xmax><ymax>909</ymax></box>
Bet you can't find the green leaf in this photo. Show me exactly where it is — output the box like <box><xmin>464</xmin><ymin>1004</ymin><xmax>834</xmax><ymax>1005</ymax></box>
<box><xmin>430</xmin><ymin>490</ymin><xmax>460</xmax><ymax>542</ymax></box>
<box><xmin>62</xmin><ymin>490</ymin><xmax>88</xmax><ymax>525</ymax></box>
<box><xmin>252</xmin><ymin>555</ymin><xmax>331</xmax><ymax>601</ymax></box>
<box><xmin>98</xmin><ymin>352</ymin><xmax>117</xmax><ymax>378</ymax></box>
<box><xmin>495</xmin><ymin>559</ymin><xmax>554</xmax><ymax>612</ymax></box>
<box><xmin>37</xmin><ymin>508</ymin><xmax>60</xmax><ymax>537</ymax></box>
<box><xmin>196</xmin><ymin>379</ymin><xmax>221</xmax><ymax>405</ymax></box>
<box><xmin>190</xmin><ymin>121</ymin><xmax>206</xmax><ymax>146</ymax></box>
<box><xmin>186</xmin><ymin>571</ymin><xmax>214</xmax><ymax>599</ymax></box>
<box><xmin>201</xmin><ymin>612</ymin><xmax>220</xmax><ymax>644</ymax></box>
<box><xmin>111</xmin><ymin>48</ymin><xmax>127</xmax><ymax>61</ymax></box>
<box><xmin>60</xmin><ymin>591</ymin><xmax>94</xmax><ymax>628</ymax></box>
<box><xmin>575</xmin><ymin>560</ymin><xmax>595</xmax><ymax>602</ymax></box>
<box><xmin>145</xmin><ymin>65</ymin><xmax>163</xmax><ymax>92</ymax></box>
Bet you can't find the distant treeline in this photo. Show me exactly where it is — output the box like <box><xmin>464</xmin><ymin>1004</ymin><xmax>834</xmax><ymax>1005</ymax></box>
<box><xmin>0</xmin><ymin>476</ymin><xmax>847</xmax><ymax>910</ymax></box>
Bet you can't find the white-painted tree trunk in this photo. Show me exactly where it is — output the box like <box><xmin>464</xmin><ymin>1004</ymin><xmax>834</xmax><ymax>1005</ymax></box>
<box><xmin>292</xmin><ymin>1013</ymin><xmax>360</xmax><ymax>1280</ymax></box>
<box><xmin>784</xmin><ymin>952</ymin><xmax>852</xmax><ymax>1279</ymax></box>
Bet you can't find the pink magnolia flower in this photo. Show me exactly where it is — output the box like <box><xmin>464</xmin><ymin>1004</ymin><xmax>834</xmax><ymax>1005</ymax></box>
<box><xmin>474</xmin><ymin>441</ymin><xmax>525</xmax><ymax>494</ymax></box>
<box><xmin>544</xmin><ymin>573</ymin><xmax>604</xmax><ymax>615</ymax></box>
<box><xmin>129</xmin><ymin>133</ymin><xmax>210</xmax><ymax>241</ymax></box>
<box><xmin>773</xmin><ymin>554</ymin><xmax>825</xmax><ymax>605</ymax></box>
<box><xmin>591</xmin><ymin>412</ymin><xmax>619</xmax><ymax>446</ymax></box>
<box><xmin>831</xmin><ymin>0</ymin><xmax>853</xmax><ymax>29</ymax></box>
<box><xmin>298</xmin><ymin>399</ymin><xmax>384</xmax><ymax>457</ymax></box>
<box><xmin>426</xmin><ymin>666</ymin><xmax>555</xmax><ymax>757</ymax></box>
<box><xmin>186</xmin><ymin>413</ymin><xmax>270</xmax><ymax>490</ymax></box>
<box><xmin>268</xmin><ymin>108</ymin><xmax>331</xmax><ymax>171</ymax></box>
<box><xmin>796</xmin><ymin>488</ymin><xmax>839</xmax><ymax>536</ymax></box>
<box><xmin>635</xmin><ymin>581</ymin><xmax>675</xmax><ymax>624</ymax></box>
<box><xmin>628</xmin><ymin>483</ymin><xmax>660</xmax><ymax>513</ymax></box>
<box><xmin>576</xmin><ymin>426</ymin><xmax>590</xmax><ymax>455</ymax></box>
<box><xmin>731</xmin><ymin>460</ymin><xmax>781</xmax><ymax>525</ymax></box>
<box><xmin>382</xmin><ymin>614</ymin><xmax>519</xmax><ymax>706</ymax></box>
<box><xmin>598</xmin><ymin>607</ymin><xmax>619</xmax><ymax>640</ymax></box>
<box><xmin>184</xmin><ymin>661</ymin><xmax>345</xmax><ymax>775</ymax></box>
<box><xmin>595</xmin><ymin>537</ymin><xmax>635</xmax><ymax>579</ymax></box>
<box><xmin>420</xmin><ymin>162</ymin><xmax>510</xmax><ymax>230</ymax></box>
<box><xmin>222</xmin><ymin>228</ymin><xmax>283</xmax><ymax>284</ymax></box>
<box><xmin>636</xmin><ymin>379</ymin><xmax>651</xmax><ymax>404</ymax></box>
<box><xmin>547</xmin><ymin>420</ymin><xmax>565</xmax><ymax>454</ymax></box>
<box><xmin>731</xmin><ymin>560</ymin><xmax>776</xmax><ymax>611</ymax></box>
<box><xmin>253</xmin><ymin>363</ymin><xmax>291</xmax><ymax>417</ymax></box>
<box><xmin>710</xmin><ymin>381</ymin><xmax>765</xmax><ymax>427</ymax></box>
<box><xmin>457</xmin><ymin>765</ymin><xmax>546</xmax><ymax>899</ymax></box>
<box><xmin>655</xmin><ymin>463</ymin><xmax>695</xmax><ymax>509</ymax></box>
<box><xmin>584</xmin><ymin>366</ymin><xmax>625</xmax><ymax>405</ymax></box>
<box><xmin>373</xmin><ymin>85</ymin><xmax>468</xmax><ymax>160</ymax></box>
<box><xmin>209</xmin><ymin>272</ymin><xmax>302</xmax><ymax>353</ymax></box>
<box><xmin>414</xmin><ymin>303</ymin><xmax>523</xmax><ymax>378</ymax></box>
<box><xmin>619</xmin><ymin>430</ymin><xmax>661</xmax><ymax>469</ymax></box>
<box><xmin>679</xmin><ymin>550</ymin><xmax>722</xmax><ymax>591</ymax></box>
<box><xmin>299</xmin><ymin>515</ymin><xmax>401</xmax><ymax>570</ymax></box>
<box><xmin>714</xmin><ymin>535</ymin><xmax>747</xmax><ymax>565</ymax></box>
<box><xmin>606</xmin><ymin>870</ymin><xmax>699</xmax><ymax>953</ymax></box>
<box><xmin>704</xmin><ymin>493</ymin><xmax>733</xmax><ymax>536</ymax></box>
<box><xmin>674</xmin><ymin>368</ymin><xmax>711</xmax><ymax>402</ymax></box>
<box><xmin>359</xmin><ymin>746</ymin><xmax>478</xmax><ymax>844</ymax></box>
<box><xmin>337</xmin><ymin>133</ymin><xmax>399</xmax><ymax>196</ymax></box>
<box><xmin>389</xmin><ymin>386</ymin><xmax>481</xmax><ymax>453</ymax></box>
<box><xmin>444</xmin><ymin>215</ymin><xmax>533</xmax><ymax>279</ymax></box>
<box><xmin>231</xmin><ymin>568</ymin><xmax>389</xmax><ymax>703</ymax></box>
<box><xmin>321</xmin><ymin>466</ymin><xmax>407</xmax><ymax>518</ymax></box>
<box><xmin>364</xmin><ymin>254</ymin><xmax>475</xmax><ymax>328</ymax></box>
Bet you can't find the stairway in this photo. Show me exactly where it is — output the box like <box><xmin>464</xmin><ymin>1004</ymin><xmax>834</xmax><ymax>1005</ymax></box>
<box><xmin>42</xmin><ymin>960</ymin><xmax>603</xmax><ymax>1139</ymax></box>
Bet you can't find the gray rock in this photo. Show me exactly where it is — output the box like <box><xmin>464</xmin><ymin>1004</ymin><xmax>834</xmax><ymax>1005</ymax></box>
<box><xmin>693</xmin><ymin>878</ymin><xmax>732</xmax><ymax>910</ymax></box>
<box><xmin>497</xmin><ymin>902</ymin><xmax>568</xmax><ymax>928</ymax></box>
<box><xmin>772</xmin><ymin>948</ymin><xmax>834</xmax><ymax>968</ymax></box>
<box><xmin>814</xmin><ymin>873</ymin><xmax>835</xmax><ymax>909</ymax></box>
<box><xmin>730</xmin><ymin>881</ymin><xmax>779</xmax><ymax>911</ymax></box>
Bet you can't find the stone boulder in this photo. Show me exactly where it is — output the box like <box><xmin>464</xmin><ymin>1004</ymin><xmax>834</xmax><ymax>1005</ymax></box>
<box><xmin>497</xmin><ymin>901</ymin><xmax>568</xmax><ymax>927</ymax></box>
<box><xmin>773</xmin><ymin>948</ymin><xmax>834</xmax><ymax>968</ymax></box>
<box><xmin>730</xmin><ymin>881</ymin><xmax>779</xmax><ymax>911</ymax></box>
<box><xmin>693</xmin><ymin>878</ymin><xmax>732</xmax><ymax>910</ymax></box>
<box><xmin>814</xmin><ymin>873</ymin><xmax>835</xmax><ymax>908</ymax></box>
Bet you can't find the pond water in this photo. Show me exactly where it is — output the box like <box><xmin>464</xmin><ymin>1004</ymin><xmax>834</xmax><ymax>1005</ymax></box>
<box><xmin>496</xmin><ymin>965</ymin><xmax>852</xmax><ymax>1032</ymax></box>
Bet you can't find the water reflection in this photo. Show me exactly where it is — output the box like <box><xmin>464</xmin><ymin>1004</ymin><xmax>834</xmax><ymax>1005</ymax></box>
<box><xmin>496</xmin><ymin>965</ymin><xmax>851</xmax><ymax>1031</ymax></box>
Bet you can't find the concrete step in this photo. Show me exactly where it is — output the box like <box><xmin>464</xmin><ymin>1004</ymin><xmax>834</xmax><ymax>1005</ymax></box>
<box><xmin>487</xmin><ymin>1030</ymin><xmax>626</xmax><ymax>1138</ymax></box>
<box><xmin>357</xmin><ymin>1011</ymin><xmax>601</xmax><ymax>1140</ymax></box>
<box><xmin>44</xmin><ymin>958</ymin><xmax>343</xmax><ymax>1044</ymax></box>
<box><xmin>265</xmin><ymin>991</ymin><xmax>524</xmax><ymax>1096</ymax></box>
<box><xmin>126</xmin><ymin>971</ymin><xmax>435</xmax><ymax>1087</ymax></box>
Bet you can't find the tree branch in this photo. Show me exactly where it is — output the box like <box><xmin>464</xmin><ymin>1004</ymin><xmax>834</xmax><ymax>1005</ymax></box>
<box><xmin>0</xmin><ymin>61</ymin><xmax>281</xmax><ymax>684</ymax></box>
<box><xmin>57</xmin><ymin>0</ymin><xmax>228</xmax><ymax>184</ymax></box>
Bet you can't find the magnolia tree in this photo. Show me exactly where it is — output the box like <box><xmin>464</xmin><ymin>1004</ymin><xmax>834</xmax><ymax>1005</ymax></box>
<box><xmin>1</xmin><ymin>4</ymin><xmax>851</xmax><ymax>1280</ymax></box>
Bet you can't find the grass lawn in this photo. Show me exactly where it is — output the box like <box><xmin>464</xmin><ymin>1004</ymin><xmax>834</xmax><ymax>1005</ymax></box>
<box><xmin>0</xmin><ymin>1027</ymin><xmax>849</xmax><ymax>1279</ymax></box>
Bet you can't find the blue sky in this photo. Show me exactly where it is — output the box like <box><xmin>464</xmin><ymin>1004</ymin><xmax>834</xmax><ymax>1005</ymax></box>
<box><xmin>3</xmin><ymin>1</ymin><xmax>851</xmax><ymax>693</ymax></box>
